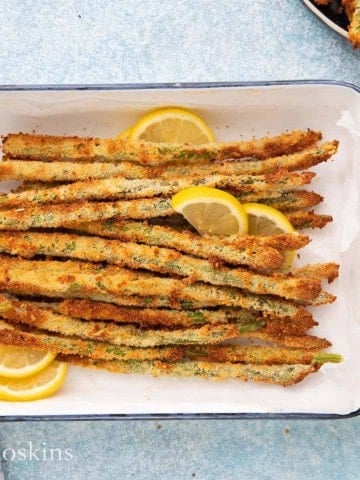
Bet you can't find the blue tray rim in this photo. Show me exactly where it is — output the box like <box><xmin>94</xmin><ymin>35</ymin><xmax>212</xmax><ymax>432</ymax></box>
<box><xmin>0</xmin><ymin>79</ymin><xmax>358</xmax><ymax>93</ymax></box>
<box><xmin>2</xmin><ymin>409</ymin><xmax>360</xmax><ymax>422</ymax></box>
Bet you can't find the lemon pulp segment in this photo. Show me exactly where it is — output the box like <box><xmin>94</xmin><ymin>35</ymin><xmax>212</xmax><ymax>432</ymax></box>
<box><xmin>0</xmin><ymin>345</ymin><xmax>56</xmax><ymax>378</ymax></box>
<box><xmin>171</xmin><ymin>186</ymin><xmax>248</xmax><ymax>236</ymax></box>
<box><xmin>243</xmin><ymin>202</ymin><xmax>296</xmax><ymax>269</ymax></box>
<box><xmin>0</xmin><ymin>361</ymin><xmax>67</xmax><ymax>402</ymax></box>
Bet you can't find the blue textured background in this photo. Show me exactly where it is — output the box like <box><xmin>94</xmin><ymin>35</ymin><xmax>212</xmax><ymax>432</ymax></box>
<box><xmin>0</xmin><ymin>0</ymin><xmax>359</xmax><ymax>84</ymax></box>
<box><xmin>0</xmin><ymin>1</ymin><xmax>359</xmax><ymax>479</ymax></box>
<box><xmin>1</xmin><ymin>418</ymin><xmax>360</xmax><ymax>480</ymax></box>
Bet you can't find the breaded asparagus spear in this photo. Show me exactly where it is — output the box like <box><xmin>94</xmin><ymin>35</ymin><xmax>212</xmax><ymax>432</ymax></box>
<box><xmin>7</xmin><ymin>180</ymin><xmax>320</xmax><ymax>213</ymax></box>
<box><xmin>286</xmin><ymin>210</ymin><xmax>333</xmax><ymax>229</ymax></box>
<box><xmin>0</xmin><ymin>200</ymin><xmax>330</xmax><ymax>233</ymax></box>
<box><xmin>12</xmin><ymin>181</ymin><xmax>61</xmax><ymax>192</ymax></box>
<box><xmin>4</xmin><ymin>294</ymin><xmax>275</xmax><ymax>331</ymax></box>
<box><xmin>11</xmin><ymin>182</ymin><xmax>293</xmax><ymax>204</ymax></box>
<box><xmin>248</xmin><ymin>190</ymin><xmax>323</xmax><ymax>212</ymax></box>
<box><xmin>57</xmin><ymin>293</ymin><xmax>199</xmax><ymax>310</ymax></box>
<box><xmin>153</xmin><ymin>141</ymin><xmax>337</xmax><ymax>177</ymax></box>
<box><xmin>76</xmin><ymin>218</ymin><xmax>310</xmax><ymax>257</ymax></box>
<box><xmin>255</xmin><ymin>316</ymin><xmax>316</xmax><ymax>336</ymax></box>
<box><xmin>292</xmin><ymin>263</ymin><xmax>339</xmax><ymax>283</ymax></box>
<box><xmin>0</xmin><ymin>228</ymin><xmax>285</xmax><ymax>272</ymax></box>
<box><xmin>0</xmin><ymin>141</ymin><xmax>337</xmax><ymax>181</ymax></box>
<box><xmin>0</xmin><ymin>171</ymin><xmax>315</xmax><ymax>208</ymax></box>
<box><xmin>56</xmin><ymin>299</ymin><xmax>316</xmax><ymax>335</ymax></box>
<box><xmin>55</xmin><ymin>299</ymin><xmax>267</xmax><ymax>328</ymax></box>
<box><xmin>2</xmin><ymin>129</ymin><xmax>322</xmax><ymax>165</ymax></box>
<box><xmin>53</xmin><ymin>293</ymin><xmax>323</xmax><ymax>323</ymax></box>
<box><xmin>0</xmin><ymin>296</ymin><xmax>239</xmax><ymax>347</ymax></box>
<box><xmin>185</xmin><ymin>344</ymin><xmax>342</xmax><ymax>365</ymax></box>
<box><xmin>0</xmin><ymin>160</ymin><xmax>147</xmax><ymax>182</ymax></box>
<box><xmin>0</xmin><ymin>231</ymin><xmax>321</xmax><ymax>301</ymax></box>
<box><xmin>0</xmin><ymin>323</ymin><xmax>185</xmax><ymax>361</ymax></box>
<box><xmin>0</xmin><ymin>257</ymin><xmax>317</xmax><ymax>318</ymax></box>
<box><xmin>2</xmin><ymin>322</ymin><xmax>339</xmax><ymax>366</ymax></box>
<box><xmin>57</xmin><ymin>354</ymin><xmax>321</xmax><ymax>386</ymax></box>
<box><xmin>239</xmin><ymin>330</ymin><xmax>331</xmax><ymax>350</ymax></box>
<box><xmin>56</xmin><ymin>299</ymin><xmax>256</xmax><ymax>327</ymax></box>
<box><xmin>0</xmin><ymin>197</ymin><xmax>174</xmax><ymax>230</ymax></box>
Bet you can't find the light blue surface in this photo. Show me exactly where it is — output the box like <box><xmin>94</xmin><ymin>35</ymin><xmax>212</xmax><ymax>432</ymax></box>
<box><xmin>0</xmin><ymin>1</ymin><xmax>359</xmax><ymax>479</ymax></box>
<box><xmin>1</xmin><ymin>418</ymin><xmax>360</xmax><ymax>480</ymax></box>
<box><xmin>0</xmin><ymin>0</ymin><xmax>359</xmax><ymax>85</ymax></box>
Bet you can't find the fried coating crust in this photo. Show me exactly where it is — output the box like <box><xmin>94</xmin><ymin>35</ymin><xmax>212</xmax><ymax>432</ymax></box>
<box><xmin>57</xmin><ymin>354</ymin><xmax>320</xmax><ymax>386</ymax></box>
<box><xmin>0</xmin><ymin>141</ymin><xmax>337</xmax><ymax>181</ymax></box>
<box><xmin>2</xmin><ymin>129</ymin><xmax>322</xmax><ymax>165</ymax></box>
<box><xmin>0</xmin><ymin>194</ymin><xmax>326</xmax><ymax>233</ymax></box>
<box><xmin>57</xmin><ymin>299</ymin><xmax>239</xmax><ymax>327</ymax></box>
<box><xmin>0</xmin><ymin>227</ymin><xmax>285</xmax><ymax>273</ymax></box>
<box><xmin>0</xmin><ymin>295</ymin><xmax>239</xmax><ymax>347</ymax></box>
<box><xmin>0</xmin><ymin>160</ymin><xmax>147</xmax><ymax>182</ymax></box>
<box><xmin>0</xmin><ymin>197</ymin><xmax>174</xmax><ymax>230</ymax></box>
<box><xmin>57</xmin><ymin>299</ymin><xmax>316</xmax><ymax>335</ymax></box>
<box><xmin>293</xmin><ymin>263</ymin><xmax>339</xmax><ymax>283</ymax></box>
<box><xmin>0</xmin><ymin>325</ymin><xmax>185</xmax><ymax>362</ymax></box>
<box><xmin>260</xmin><ymin>190</ymin><xmax>324</xmax><ymax>212</ymax></box>
<box><xmin>0</xmin><ymin>231</ymin><xmax>321</xmax><ymax>301</ymax></box>
<box><xmin>240</xmin><ymin>330</ymin><xmax>331</xmax><ymax>350</ymax></box>
<box><xmin>343</xmin><ymin>0</ymin><xmax>360</xmax><ymax>48</ymax></box>
<box><xmin>0</xmin><ymin>171</ymin><xmax>316</xmax><ymax>208</ymax></box>
<box><xmin>0</xmin><ymin>126</ymin><xmax>340</xmax><ymax>387</ymax></box>
<box><xmin>77</xmin><ymin>218</ymin><xmax>310</xmax><ymax>258</ymax></box>
<box><xmin>0</xmin><ymin>256</ymin><xmax>317</xmax><ymax>319</ymax></box>
<box><xmin>57</xmin><ymin>299</ymin><xmax>317</xmax><ymax>335</ymax></box>
<box><xmin>286</xmin><ymin>210</ymin><xmax>333</xmax><ymax>229</ymax></box>
<box><xmin>186</xmin><ymin>345</ymin><xmax>327</xmax><ymax>364</ymax></box>
<box><xmin>261</xmin><ymin>317</ymin><xmax>317</xmax><ymax>336</ymax></box>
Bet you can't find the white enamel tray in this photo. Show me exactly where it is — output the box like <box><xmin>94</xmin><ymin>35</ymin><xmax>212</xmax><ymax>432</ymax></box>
<box><xmin>0</xmin><ymin>81</ymin><xmax>359</xmax><ymax>419</ymax></box>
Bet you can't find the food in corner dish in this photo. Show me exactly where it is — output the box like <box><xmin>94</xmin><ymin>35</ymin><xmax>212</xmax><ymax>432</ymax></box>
<box><xmin>313</xmin><ymin>0</ymin><xmax>360</xmax><ymax>47</ymax></box>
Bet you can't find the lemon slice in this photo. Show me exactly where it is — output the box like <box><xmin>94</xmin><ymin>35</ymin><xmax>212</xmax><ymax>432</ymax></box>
<box><xmin>243</xmin><ymin>202</ymin><xmax>296</xmax><ymax>269</ymax></box>
<box><xmin>129</xmin><ymin>107</ymin><xmax>215</xmax><ymax>144</ymax></box>
<box><xmin>0</xmin><ymin>360</ymin><xmax>67</xmax><ymax>402</ymax></box>
<box><xmin>171</xmin><ymin>186</ymin><xmax>248</xmax><ymax>236</ymax></box>
<box><xmin>0</xmin><ymin>345</ymin><xmax>56</xmax><ymax>378</ymax></box>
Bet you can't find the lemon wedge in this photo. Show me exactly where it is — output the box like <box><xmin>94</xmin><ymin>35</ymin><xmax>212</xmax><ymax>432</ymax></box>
<box><xmin>0</xmin><ymin>345</ymin><xmax>56</xmax><ymax>379</ymax></box>
<box><xmin>171</xmin><ymin>186</ymin><xmax>248</xmax><ymax>236</ymax></box>
<box><xmin>0</xmin><ymin>360</ymin><xmax>67</xmax><ymax>402</ymax></box>
<box><xmin>243</xmin><ymin>202</ymin><xmax>296</xmax><ymax>268</ymax></box>
<box><xmin>129</xmin><ymin>107</ymin><xmax>215</xmax><ymax>144</ymax></box>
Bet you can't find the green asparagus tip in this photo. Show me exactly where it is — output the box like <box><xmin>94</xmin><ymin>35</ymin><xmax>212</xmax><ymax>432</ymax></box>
<box><xmin>236</xmin><ymin>320</ymin><xmax>266</xmax><ymax>333</ymax></box>
<box><xmin>314</xmin><ymin>353</ymin><xmax>343</xmax><ymax>364</ymax></box>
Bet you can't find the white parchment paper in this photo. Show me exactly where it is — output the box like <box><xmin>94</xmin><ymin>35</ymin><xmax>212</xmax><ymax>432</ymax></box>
<box><xmin>0</xmin><ymin>83</ymin><xmax>359</xmax><ymax>417</ymax></box>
